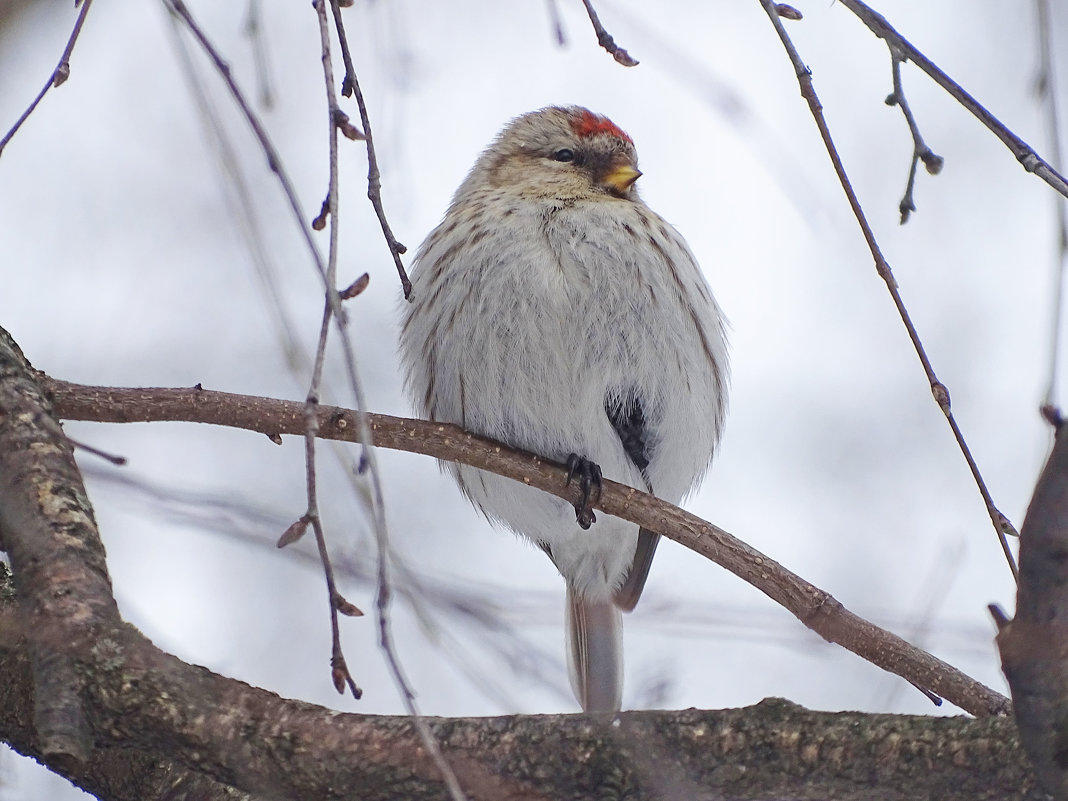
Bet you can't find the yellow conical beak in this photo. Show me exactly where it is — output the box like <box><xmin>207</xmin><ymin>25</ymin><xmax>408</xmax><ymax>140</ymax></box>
<box><xmin>601</xmin><ymin>164</ymin><xmax>642</xmax><ymax>194</ymax></box>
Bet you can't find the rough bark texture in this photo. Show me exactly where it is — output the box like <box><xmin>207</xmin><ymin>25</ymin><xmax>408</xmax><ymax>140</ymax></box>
<box><xmin>996</xmin><ymin>418</ymin><xmax>1068</xmax><ymax>798</ymax></box>
<box><xmin>0</xmin><ymin>597</ymin><xmax>1046</xmax><ymax>801</ymax></box>
<box><xmin>0</xmin><ymin>326</ymin><xmax>1041</xmax><ymax>800</ymax></box>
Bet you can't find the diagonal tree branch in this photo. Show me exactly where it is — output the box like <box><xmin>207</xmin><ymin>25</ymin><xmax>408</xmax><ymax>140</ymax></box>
<box><xmin>755</xmin><ymin>0</ymin><xmax>1019</xmax><ymax>580</ymax></box>
<box><xmin>43</xmin><ymin>377</ymin><xmax>1010</xmax><ymax>718</ymax></box>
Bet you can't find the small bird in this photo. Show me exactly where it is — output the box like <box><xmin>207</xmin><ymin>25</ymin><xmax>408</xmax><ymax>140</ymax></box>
<box><xmin>399</xmin><ymin>106</ymin><xmax>728</xmax><ymax>712</ymax></box>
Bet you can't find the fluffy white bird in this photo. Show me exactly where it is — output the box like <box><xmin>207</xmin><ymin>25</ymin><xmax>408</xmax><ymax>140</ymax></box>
<box><xmin>400</xmin><ymin>106</ymin><xmax>728</xmax><ymax>712</ymax></box>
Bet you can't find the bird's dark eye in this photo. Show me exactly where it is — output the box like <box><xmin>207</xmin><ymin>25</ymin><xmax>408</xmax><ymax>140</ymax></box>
<box><xmin>553</xmin><ymin>148</ymin><xmax>575</xmax><ymax>163</ymax></box>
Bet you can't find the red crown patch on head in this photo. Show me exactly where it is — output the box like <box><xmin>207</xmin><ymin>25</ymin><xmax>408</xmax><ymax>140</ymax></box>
<box><xmin>570</xmin><ymin>109</ymin><xmax>632</xmax><ymax>143</ymax></box>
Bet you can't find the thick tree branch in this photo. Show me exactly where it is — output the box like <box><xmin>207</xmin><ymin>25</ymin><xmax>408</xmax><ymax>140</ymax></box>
<box><xmin>0</xmin><ymin>328</ymin><xmax>1036</xmax><ymax>800</ymax></box>
<box><xmin>43</xmin><ymin>377</ymin><xmax>1009</xmax><ymax>718</ymax></box>
<box><xmin>0</xmin><ymin>566</ymin><xmax>1043</xmax><ymax>801</ymax></box>
<box><xmin>0</xmin><ymin>337</ymin><xmax>108</xmax><ymax>766</ymax></box>
<box><xmin>995</xmin><ymin>414</ymin><xmax>1068</xmax><ymax>798</ymax></box>
<box><xmin>0</xmin><ymin>622</ymin><xmax>252</xmax><ymax>801</ymax></box>
<box><xmin>0</xmin><ymin>333</ymin><xmax>251</xmax><ymax>799</ymax></box>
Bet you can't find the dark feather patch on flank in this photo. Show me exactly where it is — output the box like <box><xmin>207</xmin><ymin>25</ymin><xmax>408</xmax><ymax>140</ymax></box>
<box><xmin>605</xmin><ymin>392</ymin><xmax>650</xmax><ymax>475</ymax></box>
<box><xmin>606</xmin><ymin>391</ymin><xmax>660</xmax><ymax>613</ymax></box>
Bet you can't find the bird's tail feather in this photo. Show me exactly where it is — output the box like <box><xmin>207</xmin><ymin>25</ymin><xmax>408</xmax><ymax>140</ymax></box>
<box><xmin>566</xmin><ymin>588</ymin><xmax>623</xmax><ymax>712</ymax></box>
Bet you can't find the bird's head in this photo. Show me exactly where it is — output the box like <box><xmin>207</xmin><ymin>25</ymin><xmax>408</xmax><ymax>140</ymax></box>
<box><xmin>465</xmin><ymin>106</ymin><xmax>642</xmax><ymax>202</ymax></box>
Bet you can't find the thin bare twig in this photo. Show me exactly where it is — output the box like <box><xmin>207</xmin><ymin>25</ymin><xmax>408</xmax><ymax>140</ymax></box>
<box><xmin>836</xmin><ymin>0</ymin><xmax>1068</xmax><ymax>202</ymax></box>
<box><xmin>0</xmin><ymin>0</ymin><xmax>94</xmax><ymax>158</ymax></box>
<box><xmin>86</xmin><ymin>464</ymin><xmax>570</xmax><ymax>709</ymax></box>
<box><xmin>243</xmin><ymin>0</ymin><xmax>276</xmax><ymax>110</ymax></box>
<box><xmin>166</xmin><ymin>2</ymin><xmax>421</xmax><ymax>683</ymax></box>
<box><xmin>163</xmin><ymin>0</ymin><xmax>330</xmax><ymax>287</ymax></box>
<box><xmin>162</xmin><ymin>2</ymin><xmax>365</xmax><ymax>698</ymax></box>
<box><xmin>63</xmin><ymin>435</ymin><xmax>127</xmax><ymax>466</ymax></box>
<box><xmin>164</xmin><ymin>0</ymin><xmax>431</xmax><ymax>720</ymax></box>
<box><xmin>545</xmin><ymin>0</ymin><xmax>567</xmax><ymax>46</ymax></box>
<box><xmin>170</xmin><ymin>4</ymin><xmax>423</xmax><ymax>696</ymax></box>
<box><xmin>305</xmin><ymin>296</ymin><xmax>362</xmax><ymax>697</ymax></box>
<box><xmin>755</xmin><ymin>0</ymin><xmax>1019</xmax><ymax>580</ymax></box>
<box><xmin>46</xmin><ymin>379</ymin><xmax>1012</xmax><ymax>718</ymax></box>
<box><xmin>316</xmin><ymin>3</ymin><xmax>466</xmax><ymax>797</ymax></box>
<box><xmin>885</xmin><ymin>49</ymin><xmax>943</xmax><ymax>224</ymax></box>
<box><xmin>164</xmin><ymin>13</ymin><xmax>306</xmax><ymax>377</ymax></box>
<box><xmin>162</xmin><ymin>0</ymin><xmax>398</xmax><ymax>713</ymax></box>
<box><xmin>1036</xmin><ymin>0</ymin><xmax>1068</xmax><ymax>408</ymax></box>
<box><xmin>579</xmin><ymin>0</ymin><xmax>638</xmax><ymax>66</ymax></box>
<box><xmin>327</xmin><ymin>2</ymin><xmax>411</xmax><ymax>297</ymax></box>
<box><xmin>306</xmin><ymin>1</ymin><xmax>361</xmax><ymax>700</ymax></box>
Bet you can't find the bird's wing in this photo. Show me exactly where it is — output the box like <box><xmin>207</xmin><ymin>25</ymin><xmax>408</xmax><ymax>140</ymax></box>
<box><xmin>604</xmin><ymin>393</ymin><xmax>660</xmax><ymax>612</ymax></box>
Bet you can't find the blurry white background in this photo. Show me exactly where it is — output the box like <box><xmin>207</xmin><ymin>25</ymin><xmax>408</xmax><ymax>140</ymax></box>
<box><xmin>0</xmin><ymin>0</ymin><xmax>1054</xmax><ymax>797</ymax></box>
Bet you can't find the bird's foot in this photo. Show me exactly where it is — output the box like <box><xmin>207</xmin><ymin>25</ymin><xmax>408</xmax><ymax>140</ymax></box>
<box><xmin>565</xmin><ymin>454</ymin><xmax>602</xmax><ymax>530</ymax></box>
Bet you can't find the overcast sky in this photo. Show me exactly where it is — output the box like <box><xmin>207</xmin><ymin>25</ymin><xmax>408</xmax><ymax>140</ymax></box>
<box><xmin>0</xmin><ymin>0</ymin><xmax>1059</xmax><ymax>797</ymax></box>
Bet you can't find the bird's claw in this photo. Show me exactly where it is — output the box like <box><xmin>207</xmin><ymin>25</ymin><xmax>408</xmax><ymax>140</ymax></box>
<box><xmin>565</xmin><ymin>453</ymin><xmax>602</xmax><ymax>529</ymax></box>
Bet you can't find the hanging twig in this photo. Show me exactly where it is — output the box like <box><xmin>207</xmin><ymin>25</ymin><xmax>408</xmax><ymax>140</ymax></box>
<box><xmin>326</xmin><ymin>1</ymin><xmax>411</xmax><ymax>297</ymax></box>
<box><xmin>302</xmin><ymin>0</ymin><xmax>364</xmax><ymax>700</ymax></box>
<box><xmin>579</xmin><ymin>0</ymin><xmax>638</xmax><ymax>66</ymax></box>
<box><xmin>755</xmin><ymin>0</ymin><xmax>1019</xmax><ymax>580</ymax></box>
<box><xmin>885</xmin><ymin>48</ymin><xmax>943</xmax><ymax>223</ymax></box>
<box><xmin>243</xmin><ymin>0</ymin><xmax>276</xmax><ymax>109</ymax></box>
<box><xmin>1035</xmin><ymin>0</ymin><xmax>1068</xmax><ymax>408</ymax></box>
<box><xmin>836</xmin><ymin>0</ymin><xmax>1068</xmax><ymax>202</ymax></box>
<box><xmin>164</xmin><ymin>12</ymin><xmax>306</xmax><ymax>376</ymax></box>
<box><xmin>315</xmin><ymin>3</ymin><xmax>468</xmax><ymax>797</ymax></box>
<box><xmin>162</xmin><ymin>0</ymin><xmax>330</xmax><ymax>287</ymax></box>
<box><xmin>545</xmin><ymin>0</ymin><xmax>568</xmax><ymax>46</ymax></box>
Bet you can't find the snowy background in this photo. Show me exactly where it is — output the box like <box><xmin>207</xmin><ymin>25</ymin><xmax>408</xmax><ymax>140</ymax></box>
<box><xmin>0</xmin><ymin>0</ymin><xmax>1055</xmax><ymax>797</ymax></box>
